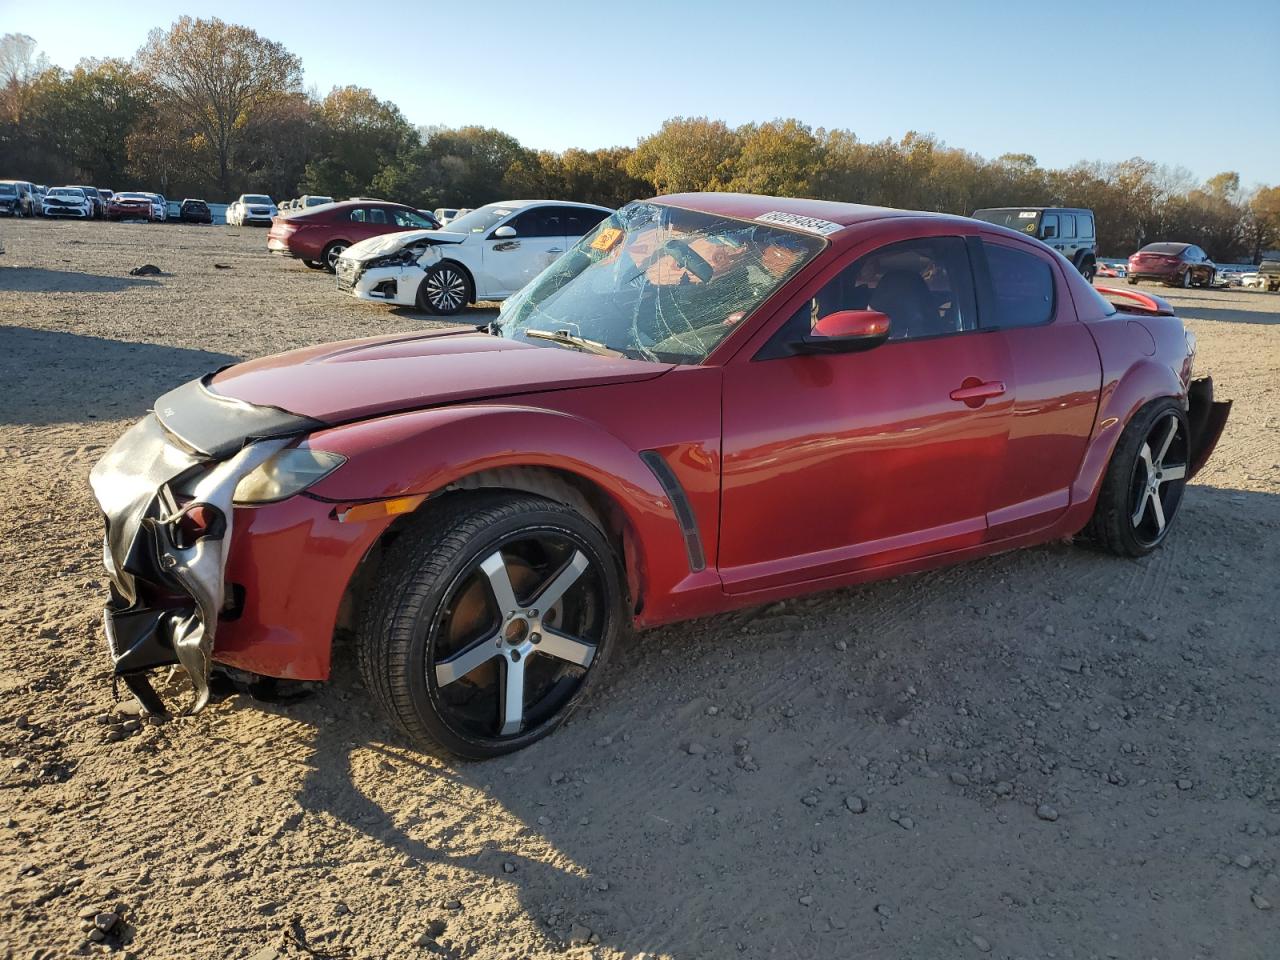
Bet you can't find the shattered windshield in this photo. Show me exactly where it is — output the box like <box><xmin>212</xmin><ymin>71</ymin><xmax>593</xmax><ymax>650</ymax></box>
<box><xmin>494</xmin><ymin>201</ymin><xmax>825</xmax><ymax>364</ymax></box>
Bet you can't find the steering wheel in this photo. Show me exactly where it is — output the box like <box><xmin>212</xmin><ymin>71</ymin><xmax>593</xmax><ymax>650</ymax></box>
<box><xmin>630</xmin><ymin>237</ymin><xmax>715</xmax><ymax>285</ymax></box>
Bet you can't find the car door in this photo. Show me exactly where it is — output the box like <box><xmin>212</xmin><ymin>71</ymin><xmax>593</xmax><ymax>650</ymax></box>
<box><xmin>971</xmin><ymin>236</ymin><xmax>1101</xmax><ymax>538</ymax></box>
<box><xmin>481</xmin><ymin>206</ymin><xmax>569</xmax><ymax>297</ymax></box>
<box><xmin>718</xmin><ymin>233</ymin><xmax>1015</xmax><ymax>594</ymax></box>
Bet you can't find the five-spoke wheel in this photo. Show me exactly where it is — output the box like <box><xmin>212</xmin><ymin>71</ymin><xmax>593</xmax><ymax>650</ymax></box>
<box><xmin>359</xmin><ymin>493</ymin><xmax>620</xmax><ymax>758</ymax></box>
<box><xmin>1085</xmin><ymin>398</ymin><xmax>1190</xmax><ymax>556</ymax></box>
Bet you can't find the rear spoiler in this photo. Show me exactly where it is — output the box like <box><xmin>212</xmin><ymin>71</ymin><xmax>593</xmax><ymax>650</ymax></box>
<box><xmin>1097</xmin><ymin>286</ymin><xmax>1177</xmax><ymax>317</ymax></box>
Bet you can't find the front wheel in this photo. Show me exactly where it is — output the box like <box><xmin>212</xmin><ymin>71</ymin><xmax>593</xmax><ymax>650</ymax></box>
<box><xmin>1080</xmin><ymin>260</ymin><xmax>1096</xmax><ymax>283</ymax></box>
<box><xmin>359</xmin><ymin>493</ymin><xmax>622</xmax><ymax>758</ymax></box>
<box><xmin>418</xmin><ymin>263</ymin><xmax>471</xmax><ymax>315</ymax></box>
<box><xmin>1083</xmin><ymin>398</ymin><xmax>1190</xmax><ymax>557</ymax></box>
<box><xmin>1181</xmin><ymin>269</ymin><xmax>1193</xmax><ymax>288</ymax></box>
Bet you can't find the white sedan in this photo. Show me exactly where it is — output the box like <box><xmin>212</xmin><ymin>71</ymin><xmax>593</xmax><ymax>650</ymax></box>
<box><xmin>42</xmin><ymin>187</ymin><xmax>93</xmax><ymax>218</ymax></box>
<box><xmin>227</xmin><ymin>194</ymin><xmax>278</xmax><ymax>226</ymax></box>
<box><xmin>335</xmin><ymin>200</ymin><xmax>612</xmax><ymax>314</ymax></box>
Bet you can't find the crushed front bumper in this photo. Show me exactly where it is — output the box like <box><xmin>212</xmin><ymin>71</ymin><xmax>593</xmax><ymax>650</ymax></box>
<box><xmin>89</xmin><ymin>376</ymin><xmax>318</xmax><ymax>713</ymax></box>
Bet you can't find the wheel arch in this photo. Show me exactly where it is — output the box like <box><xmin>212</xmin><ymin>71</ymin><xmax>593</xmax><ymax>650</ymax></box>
<box><xmin>1067</xmin><ymin>353</ymin><xmax>1188</xmax><ymax>524</ymax></box>
<box><xmin>313</xmin><ymin>404</ymin><xmax>701</xmax><ymax>634</ymax></box>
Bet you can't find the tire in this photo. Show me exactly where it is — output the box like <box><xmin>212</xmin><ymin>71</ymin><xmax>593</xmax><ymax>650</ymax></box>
<box><xmin>1079</xmin><ymin>259</ymin><xmax>1096</xmax><ymax>283</ymax></box>
<box><xmin>1127</xmin><ymin>277</ymin><xmax>1139</xmax><ymax>285</ymax></box>
<box><xmin>1083</xmin><ymin>398</ymin><xmax>1190</xmax><ymax>557</ymax></box>
<box><xmin>417</xmin><ymin>262</ymin><xmax>471</xmax><ymax>315</ymax></box>
<box><xmin>1181</xmin><ymin>269</ymin><xmax>1193</xmax><ymax>288</ymax></box>
<box><xmin>303</xmin><ymin>259</ymin><xmax>325</xmax><ymax>270</ymax></box>
<box><xmin>322</xmin><ymin>241</ymin><xmax>349</xmax><ymax>273</ymax></box>
<box><xmin>358</xmin><ymin>492</ymin><xmax>622</xmax><ymax>759</ymax></box>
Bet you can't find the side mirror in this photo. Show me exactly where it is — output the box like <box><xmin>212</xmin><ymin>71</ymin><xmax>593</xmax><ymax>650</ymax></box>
<box><xmin>492</xmin><ymin>225</ymin><xmax>517</xmax><ymax>239</ymax></box>
<box><xmin>792</xmin><ymin>309</ymin><xmax>891</xmax><ymax>354</ymax></box>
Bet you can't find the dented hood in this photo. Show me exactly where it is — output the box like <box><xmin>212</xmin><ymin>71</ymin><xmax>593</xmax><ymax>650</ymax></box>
<box><xmin>344</xmin><ymin>228</ymin><xmax>466</xmax><ymax>260</ymax></box>
<box><xmin>210</xmin><ymin>329</ymin><xmax>673</xmax><ymax>423</ymax></box>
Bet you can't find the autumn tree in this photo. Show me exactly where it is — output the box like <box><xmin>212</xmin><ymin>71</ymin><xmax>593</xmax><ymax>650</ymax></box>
<box><xmin>728</xmin><ymin>119</ymin><xmax>823</xmax><ymax>197</ymax></box>
<box><xmin>627</xmin><ymin>117</ymin><xmax>740</xmax><ymax>194</ymax></box>
<box><xmin>299</xmin><ymin>86</ymin><xmax>413</xmax><ymax>199</ymax></box>
<box><xmin>135</xmin><ymin>17</ymin><xmax>301</xmax><ymax>194</ymax></box>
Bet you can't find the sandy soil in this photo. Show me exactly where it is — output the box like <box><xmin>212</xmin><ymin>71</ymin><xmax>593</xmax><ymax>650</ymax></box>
<box><xmin>1</xmin><ymin>219</ymin><xmax>1277</xmax><ymax>960</ymax></box>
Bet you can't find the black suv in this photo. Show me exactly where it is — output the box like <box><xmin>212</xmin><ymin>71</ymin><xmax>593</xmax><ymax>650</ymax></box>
<box><xmin>971</xmin><ymin>207</ymin><xmax>1098</xmax><ymax>281</ymax></box>
<box><xmin>179</xmin><ymin>199</ymin><xmax>212</xmax><ymax>224</ymax></box>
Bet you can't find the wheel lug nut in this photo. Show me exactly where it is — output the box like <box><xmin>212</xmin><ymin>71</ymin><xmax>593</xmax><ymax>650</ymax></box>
<box><xmin>530</xmin><ymin>633</ymin><xmax>541</xmax><ymax>644</ymax></box>
<box><xmin>511</xmin><ymin>650</ymin><xmax>522</xmax><ymax>662</ymax></box>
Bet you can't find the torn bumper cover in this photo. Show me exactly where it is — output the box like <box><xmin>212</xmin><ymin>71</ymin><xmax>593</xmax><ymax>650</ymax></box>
<box><xmin>88</xmin><ymin>375</ymin><xmax>319</xmax><ymax>714</ymax></box>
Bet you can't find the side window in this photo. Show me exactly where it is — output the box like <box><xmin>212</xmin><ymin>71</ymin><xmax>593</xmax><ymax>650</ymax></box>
<box><xmin>1059</xmin><ymin>214</ymin><xmax>1076</xmax><ymax>239</ymax></box>
<box><xmin>508</xmin><ymin>208</ymin><xmax>562</xmax><ymax>237</ymax></box>
<box><xmin>763</xmin><ymin>236</ymin><xmax>977</xmax><ymax>354</ymax></box>
<box><xmin>348</xmin><ymin>207</ymin><xmax>367</xmax><ymax>223</ymax></box>
<box><xmin>368</xmin><ymin>207</ymin><xmax>387</xmax><ymax>225</ymax></box>
<box><xmin>1040</xmin><ymin>214</ymin><xmax>1059</xmax><ymax>240</ymax></box>
<box><xmin>563</xmin><ymin>207</ymin><xmax>609</xmax><ymax>237</ymax></box>
<box><xmin>982</xmin><ymin>242</ymin><xmax>1055</xmax><ymax>328</ymax></box>
<box><xmin>1077</xmin><ymin>214</ymin><xmax>1094</xmax><ymax>239</ymax></box>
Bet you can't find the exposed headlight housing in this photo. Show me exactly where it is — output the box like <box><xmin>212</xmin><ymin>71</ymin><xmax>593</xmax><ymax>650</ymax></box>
<box><xmin>232</xmin><ymin>445</ymin><xmax>346</xmax><ymax>504</ymax></box>
<box><xmin>366</xmin><ymin>247</ymin><xmax>425</xmax><ymax>270</ymax></box>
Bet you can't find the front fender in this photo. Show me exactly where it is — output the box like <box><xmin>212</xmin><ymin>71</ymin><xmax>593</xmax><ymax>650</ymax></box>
<box><xmin>304</xmin><ymin>404</ymin><xmax>708</xmax><ymax>625</ymax></box>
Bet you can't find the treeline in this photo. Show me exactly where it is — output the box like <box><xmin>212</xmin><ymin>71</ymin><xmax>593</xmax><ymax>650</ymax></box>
<box><xmin>2</xmin><ymin>21</ymin><xmax>1278</xmax><ymax>261</ymax></box>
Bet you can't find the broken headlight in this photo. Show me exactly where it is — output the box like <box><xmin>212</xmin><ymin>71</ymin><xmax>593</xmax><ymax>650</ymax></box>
<box><xmin>232</xmin><ymin>445</ymin><xmax>346</xmax><ymax>504</ymax></box>
<box><xmin>366</xmin><ymin>246</ymin><xmax>425</xmax><ymax>269</ymax></box>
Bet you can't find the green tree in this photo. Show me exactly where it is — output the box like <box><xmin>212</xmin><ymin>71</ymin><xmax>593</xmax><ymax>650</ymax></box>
<box><xmin>626</xmin><ymin>117</ymin><xmax>740</xmax><ymax>194</ymax></box>
<box><xmin>728</xmin><ymin>119</ymin><xmax>822</xmax><ymax>197</ymax></box>
<box><xmin>300</xmin><ymin>86</ymin><xmax>413</xmax><ymax>199</ymax></box>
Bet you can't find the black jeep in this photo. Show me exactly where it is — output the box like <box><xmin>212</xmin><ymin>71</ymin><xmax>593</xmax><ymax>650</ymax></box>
<box><xmin>971</xmin><ymin>207</ymin><xmax>1098</xmax><ymax>282</ymax></box>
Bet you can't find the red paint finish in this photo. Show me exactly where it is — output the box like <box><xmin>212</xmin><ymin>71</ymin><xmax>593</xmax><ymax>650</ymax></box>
<box><xmin>265</xmin><ymin>201</ymin><xmax>429</xmax><ymax>262</ymax></box>
<box><xmin>203</xmin><ymin>194</ymin><xmax>1227</xmax><ymax>680</ymax></box>
<box><xmin>215</xmin><ymin>494</ymin><xmax>394</xmax><ymax>680</ymax></box>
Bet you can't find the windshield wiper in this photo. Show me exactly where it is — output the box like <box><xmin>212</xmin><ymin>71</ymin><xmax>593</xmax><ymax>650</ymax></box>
<box><xmin>523</xmin><ymin>329</ymin><xmax>620</xmax><ymax>357</ymax></box>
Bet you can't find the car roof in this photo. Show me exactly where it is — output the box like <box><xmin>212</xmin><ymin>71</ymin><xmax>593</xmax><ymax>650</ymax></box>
<box><xmin>483</xmin><ymin>199</ymin><xmax>613</xmax><ymax>211</ymax></box>
<box><xmin>655</xmin><ymin>192</ymin><xmax>956</xmax><ymax>233</ymax></box>
<box><xmin>974</xmin><ymin>206</ymin><xmax>1091</xmax><ymax>213</ymax></box>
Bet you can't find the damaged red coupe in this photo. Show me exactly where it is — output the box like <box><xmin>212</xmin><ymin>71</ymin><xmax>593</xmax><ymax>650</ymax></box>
<box><xmin>90</xmin><ymin>193</ymin><xmax>1231</xmax><ymax>758</ymax></box>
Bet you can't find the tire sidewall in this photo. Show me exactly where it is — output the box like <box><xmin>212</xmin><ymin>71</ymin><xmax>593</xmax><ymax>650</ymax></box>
<box><xmin>391</xmin><ymin>501</ymin><xmax>621</xmax><ymax>758</ymax></box>
<box><xmin>1103</xmin><ymin>398</ymin><xmax>1190</xmax><ymax>556</ymax></box>
<box><xmin>419</xmin><ymin>263</ymin><xmax>470</xmax><ymax>315</ymax></box>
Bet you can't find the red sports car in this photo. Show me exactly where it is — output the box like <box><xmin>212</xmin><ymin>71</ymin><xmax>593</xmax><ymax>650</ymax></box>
<box><xmin>267</xmin><ymin>200</ymin><xmax>440</xmax><ymax>272</ymax></box>
<box><xmin>106</xmin><ymin>193</ymin><xmax>155</xmax><ymax>221</ymax></box>
<box><xmin>90</xmin><ymin>194</ymin><xmax>1231</xmax><ymax>758</ymax></box>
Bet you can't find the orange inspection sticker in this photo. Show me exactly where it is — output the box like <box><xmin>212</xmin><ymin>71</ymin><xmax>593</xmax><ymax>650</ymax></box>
<box><xmin>591</xmin><ymin>227</ymin><xmax>623</xmax><ymax>251</ymax></box>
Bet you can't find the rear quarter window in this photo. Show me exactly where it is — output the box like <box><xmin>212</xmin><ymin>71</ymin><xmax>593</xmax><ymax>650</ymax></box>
<box><xmin>982</xmin><ymin>242</ymin><xmax>1055</xmax><ymax>328</ymax></box>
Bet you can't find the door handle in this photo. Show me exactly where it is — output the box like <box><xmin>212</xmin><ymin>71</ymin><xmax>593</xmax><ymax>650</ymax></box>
<box><xmin>950</xmin><ymin>380</ymin><xmax>1006</xmax><ymax>404</ymax></box>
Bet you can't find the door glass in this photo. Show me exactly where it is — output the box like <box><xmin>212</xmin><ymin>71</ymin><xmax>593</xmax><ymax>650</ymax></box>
<box><xmin>509</xmin><ymin>208</ymin><xmax>563</xmax><ymax>238</ymax></box>
<box><xmin>368</xmin><ymin>207</ymin><xmax>387</xmax><ymax>225</ymax></box>
<box><xmin>563</xmin><ymin>207</ymin><xmax>610</xmax><ymax>237</ymax></box>
<box><xmin>762</xmin><ymin>236</ymin><xmax>976</xmax><ymax>356</ymax></box>
<box><xmin>1077</xmin><ymin>214</ymin><xmax>1094</xmax><ymax>238</ymax></box>
<box><xmin>981</xmin><ymin>242</ymin><xmax>1055</xmax><ymax>328</ymax></box>
<box><xmin>1059</xmin><ymin>215</ymin><xmax>1075</xmax><ymax>239</ymax></box>
<box><xmin>1040</xmin><ymin>214</ymin><xmax>1059</xmax><ymax>240</ymax></box>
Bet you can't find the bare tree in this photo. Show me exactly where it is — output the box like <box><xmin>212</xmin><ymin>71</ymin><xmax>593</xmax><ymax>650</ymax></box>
<box><xmin>0</xmin><ymin>33</ymin><xmax>51</xmax><ymax>122</ymax></box>
<box><xmin>135</xmin><ymin>17</ymin><xmax>301</xmax><ymax>195</ymax></box>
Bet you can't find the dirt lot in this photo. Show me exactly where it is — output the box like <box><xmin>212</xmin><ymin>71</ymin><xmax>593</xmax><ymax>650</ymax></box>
<box><xmin>1</xmin><ymin>219</ymin><xmax>1277</xmax><ymax>960</ymax></box>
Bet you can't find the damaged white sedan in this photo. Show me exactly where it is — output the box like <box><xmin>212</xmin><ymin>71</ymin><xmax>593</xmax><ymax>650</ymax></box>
<box><xmin>334</xmin><ymin>200</ymin><xmax>612</xmax><ymax>314</ymax></box>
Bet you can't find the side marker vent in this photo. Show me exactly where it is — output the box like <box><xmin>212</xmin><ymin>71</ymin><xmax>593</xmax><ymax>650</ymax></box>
<box><xmin>639</xmin><ymin>450</ymin><xmax>706</xmax><ymax>573</ymax></box>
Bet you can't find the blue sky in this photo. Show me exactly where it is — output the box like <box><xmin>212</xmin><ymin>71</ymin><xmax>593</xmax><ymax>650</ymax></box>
<box><xmin>4</xmin><ymin>0</ymin><xmax>1277</xmax><ymax>186</ymax></box>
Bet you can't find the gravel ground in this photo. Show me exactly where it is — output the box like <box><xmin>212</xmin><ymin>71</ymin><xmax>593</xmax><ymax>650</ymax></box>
<box><xmin>1</xmin><ymin>219</ymin><xmax>1277</xmax><ymax>960</ymax></box>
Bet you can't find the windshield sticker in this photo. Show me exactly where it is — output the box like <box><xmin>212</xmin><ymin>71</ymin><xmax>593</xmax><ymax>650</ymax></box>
<box><xmin>1018</xmin><ymin>211</ymin><xmax>1037</xmax><ymax>218</ymax></box>
<box><xmin>754</xmin><ymin>211</ymin><xmax>843</xmax><ymax>236</ymax></box>
<box><xmin>591</xmin><ymin>226</ymin><xmax>623</xmax><ymax>251</ymax></box>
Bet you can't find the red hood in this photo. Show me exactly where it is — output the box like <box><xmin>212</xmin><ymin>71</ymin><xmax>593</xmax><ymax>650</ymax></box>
<box><xmin>210</xmin><ymin>329</ymin><xmax>673</xmax><ymax>423</ymax></box>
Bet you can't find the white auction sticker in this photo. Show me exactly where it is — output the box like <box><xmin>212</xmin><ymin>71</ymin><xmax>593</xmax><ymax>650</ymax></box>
<box><xmin>754</xmin><ymin>211</ymin><xmax>844</xmax><ymax>236</ymax></box>
<box><xmin>1018</xmin><ymin>211</ymin><xmax>1037</xmax><ymax>218</ymax></box>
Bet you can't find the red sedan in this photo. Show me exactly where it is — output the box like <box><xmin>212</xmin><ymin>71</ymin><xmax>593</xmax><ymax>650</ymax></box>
<box><xmin>267</xmin><ymin>200</ymin><xmax>440</xmax><ymax>272</ymax></box>
<box><xmin>90</xmin><ymin>193</ymin><xmax>1230</xmax><ymax>758</ymax></box>
<box><xmin>1128</xmin><ymin>242</ymin><xmax>1217</xmax><ymax>287</ymax></box>
<box><xmin>106</xmin><ymin>192</ymin><xmax>155</xmax><ymax>221</ymax></box>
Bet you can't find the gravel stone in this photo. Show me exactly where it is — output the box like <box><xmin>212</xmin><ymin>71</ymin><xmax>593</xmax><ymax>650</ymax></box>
<box><xmin>1036</xmin><ymin>804</ymin><xmax>1059</xmax><ymax>822</ymax></box>
<box><xmin>844</xmin><ymin>795</ymin><xmax>866</xmax><ymax>814</ymax></box>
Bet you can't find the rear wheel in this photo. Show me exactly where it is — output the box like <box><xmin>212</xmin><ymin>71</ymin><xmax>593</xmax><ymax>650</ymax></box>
<box><xmin>358</xmin><ymin>493</ymin><xmax>622</xmax><ymax>758</ymax></box>
<box><xmin>418</xmin><ymin>262</ymin><xmax>471</xmax><ymax>315</ymax></box>
<box><xmin>1080</xmin><ymin>259</ymin><xmax>1096</xmax><ymax>283</ymax></box>
<box><xmin>303</xmin><ymin>259</ymin><xmax>325</xmax><ymax>270</ymax></box>
<box><xmin>1084</xmin><ymin>398</ymin><xmax>1189</xmax><ymax>557</ymax></box>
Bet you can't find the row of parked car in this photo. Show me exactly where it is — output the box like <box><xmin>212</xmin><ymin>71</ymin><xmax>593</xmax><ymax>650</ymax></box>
<box><xmin>1</xmin><ymin>179</ymin><xmax>215</xmax><ymax>223</ymax></box>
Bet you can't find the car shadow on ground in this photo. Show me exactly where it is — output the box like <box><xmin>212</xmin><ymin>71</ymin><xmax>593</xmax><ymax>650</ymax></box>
<box><xmin>1178</xmin><ymin>303</ymin><xmax>1280</xmax><ymax>325</ymax></box>
<box><xmin>0</xmin><ymin>326</ymin><xmax>237</xmax><ymax>426</ymax></box>
<box><xmin>0</xmin><ymin>267</ymin><xmax>160</xmax><ymax>293</ymax></box>
<box><xmin>214</xmin><ymin>481</ymin><xmax>1280</xmax><ymax>958</ymax></box>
